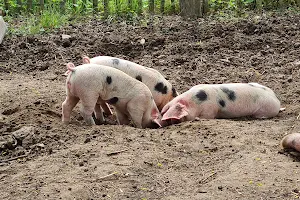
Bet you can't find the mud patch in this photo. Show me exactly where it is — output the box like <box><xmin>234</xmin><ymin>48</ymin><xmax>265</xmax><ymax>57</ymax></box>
<box><xmin>0</xmin><ymin>14</ymin><xmax>300</xmax><ymax>199</ymax></box>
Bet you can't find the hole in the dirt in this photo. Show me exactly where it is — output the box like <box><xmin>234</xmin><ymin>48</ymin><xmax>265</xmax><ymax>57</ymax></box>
<box><xmin>2</xmin><ymin>107</ymin><xmax>19</xmax><ymax>115</ymax></box>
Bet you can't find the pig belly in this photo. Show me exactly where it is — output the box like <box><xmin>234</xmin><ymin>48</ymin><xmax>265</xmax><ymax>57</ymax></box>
<box><xmin>215</xmin><ymin>99</ymin><xmax>280</xmax><ymax>119</ymax></box>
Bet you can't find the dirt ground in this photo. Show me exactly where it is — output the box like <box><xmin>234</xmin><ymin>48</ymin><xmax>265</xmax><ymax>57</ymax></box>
<box><xmin>0</xmin><ymin>13</ymin><xmax>300</xmax><ymax>199</ymax></box>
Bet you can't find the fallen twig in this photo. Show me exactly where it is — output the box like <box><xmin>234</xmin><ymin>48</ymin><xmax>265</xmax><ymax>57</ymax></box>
<box><xmin>0</xmin><ymin>150</ymin><xmax>31</xmax><ymax>163</ymax></box>
<box><xmin>97</xmin><ymin>172</ymin><xmax>118</xmax><ymax>180</ymax></box>
<box><xmin>106</xmin><ymin>149</ymin><xmax>129</xmax><ymax>156</ymax></box>
<box><xmin>199</xmin><ymin>172</ymin><xmax>217</xmax><ymax>184</ymax></box>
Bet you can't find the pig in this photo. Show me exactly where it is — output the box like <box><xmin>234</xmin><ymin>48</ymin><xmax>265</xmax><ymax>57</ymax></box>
<box><xmin>82</xmin><ymin>56</ymin><xmax>178</xmax><ymax>111</ymax></box>
<box><xmin>161</xmin><ymin>83</ymin><xmax>281</xmax><ymax>124</ymax></box>
<box><xmin>281</xmin><ymin>133</ymin><xmax>300</xmax><ymax>152</ymax></box>
<box><xmin>0</xmin><ymin>16</ymin><xmax>7</xmax><ymax>44</ymax></box>
<box><xmin>62</xmin><ymin>63</ymin><xmax>163</xmax><ymax>128</ymax></box>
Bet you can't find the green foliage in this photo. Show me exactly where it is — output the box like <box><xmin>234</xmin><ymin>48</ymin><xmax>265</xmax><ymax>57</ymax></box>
<box><xmin>2</xmin><ymin>0</ymin><xmax>300</xmax><ymax>36</ymax></box>
<box><xmin>209</xmin><ymin>0</ymin><xmax>299</xmax><ymax>13</ymax></box>
<box><xmin>6</xmin><ymin>5</ymin><xmax>70</xmax><ymax>35</ymax></box>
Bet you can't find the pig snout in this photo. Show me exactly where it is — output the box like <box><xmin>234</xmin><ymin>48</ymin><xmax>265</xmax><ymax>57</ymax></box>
<box><xmin>281</xmin><ymin>133</ymin><xmax>300</xmax><ymax>152</ymax></box>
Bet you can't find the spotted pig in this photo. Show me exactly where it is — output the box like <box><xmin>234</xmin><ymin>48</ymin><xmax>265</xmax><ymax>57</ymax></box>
<box><xmin>161</xmin><ymin>83</ymin><xmax>281</xmax><ymax>124</ymax></box>
<box><xmin>82</xmin><ymin>56</ymin><xmax>178</xmax><ymax>111</ymax></box>
<box><xmin>281</xmin><ymin>133</ymin><xmax>300</xmax><ymax>152</ymax></box>
<box><xmin>62</xmin><ymin>63</ymin><xmax>163</xmax><ymax>128</ymax></box>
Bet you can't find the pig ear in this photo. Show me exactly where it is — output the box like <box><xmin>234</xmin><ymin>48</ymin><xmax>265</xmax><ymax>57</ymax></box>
<box><xmin>82</xmin><ymin>56</ymin><xmax>91</xmax><ymax>64</ymax></box>
<box><xmin>66</xmin><ymin>63</ymin><xmax>76</xmax><ymax>72</ymax></box>
<box><xmin>162</xmin><ymin>102</ymin><xmax>188</xmax><ymax>121</ymax></box>
<box><xmin>66</xmin><ymin>62</ymin><xmax>75</xmax><ymax>69</ymax></box>
<box><xmin>161</xmin><ymin>104</ymin><xmax>170</xmax><ymax>115</ymax></box>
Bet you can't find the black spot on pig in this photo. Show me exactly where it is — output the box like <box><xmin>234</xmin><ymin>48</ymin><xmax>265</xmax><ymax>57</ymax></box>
<box><xmin>172</xmin><ymin>87</ymin><xmax>178</xmax><ymax>97</ymax></box>
<box><xmin>106</xmin><ymin>76</ymin><xmax>112</xmax><ymax>84</ymax></box>
<box><xmin>221</xmin><ymin>87</ymin><xmax>236</xmax><ymax>101</ymax></box>
<box><xmin>219</xmin><ymin>99</ymin><xmax>226</xmax><ymax>107</ymax></box>
<box><xmin>136</xmin><ymin>75</ymin><xmax>142</xmax><ymax>82</ymax></box>
<box><xmin>112</xmin><ymin>59</ymin><xmax>119</xmax><ymax>65</ymax></box>
<box><xmin>155</xmin><ymin>82</ymin><xmax>167</xmax><ymax>94</ymax></box>
<box><xmin>196</xmin><ymin>90</ymin><xmax>207</xmax><ymax>101</ymax></box>
<box><xmin>107</xmin><ymin>97</ymin><xmax>118</xmax><ymax>104</ymax></box>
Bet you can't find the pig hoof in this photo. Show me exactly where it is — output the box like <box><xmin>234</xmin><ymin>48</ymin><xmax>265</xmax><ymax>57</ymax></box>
<box><xmin>62</xmin><ymin>121</ymin><xmax>70</xmax><ymax>125</ymax></box>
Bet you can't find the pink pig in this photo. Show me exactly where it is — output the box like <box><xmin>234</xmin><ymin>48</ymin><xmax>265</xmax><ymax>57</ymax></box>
<box><xmin>62</xmin><ymin>63</ymin><xmax>163</xmax><ymax>128</ymax></box>
<box><xmin>82</xmin><ymin>56</ymin><xmax>178</xmax><ymax>111</ymax></box>
<box><xmin>161</xmin><ymin>83</ymin><xmax>281</xmax><ymax>124</ymax></box>
<box><xmin>281</xmin><ymin>133</ymin><xmax>300</xmax><ymax>152</ymax></box>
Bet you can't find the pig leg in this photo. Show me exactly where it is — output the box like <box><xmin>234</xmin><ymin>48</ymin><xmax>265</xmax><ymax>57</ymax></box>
<box><xmin>115</xmin><ymin>109</ymin><xmax>130</xmax><ymax>125</ymax></box>
<box><xmin>199</xmin><ymin>105</ymin><xmax>219</xmax><ymax>119</ymax></box>
<box><xmin>94</xmin><ymin>104</ymin><xmax>105</xmax><ymax>124</ymax></box>
<box><xmin>98</xmin><ymin>100</ymin><xmax>113</xmax><ymax>116</ymax></box>
<box><xmin>127</xmin><ymin>98</ymin><xmax>146</xmax><ymax>128</ymax></box>
<box><xmin>252</xmin><ymin>100</ymin><xmax>280</xmax><ymax>118</ymax></box>
<box><xmin>62</xmin><ymin>95</ymin><xmax>80</xmax><ymax>124</ymax></box>
<box><xmin>129</xmin><ymin>111</ymin><xmax>143</xmax><ymax>128</ymax></box>
<box><xmin>93</xmin><ymin>98</ymin><xmax>113</xmax><ymax>124</ymax></box>
<box><xmin>141</xmin><ymin>108</ymin><xmax>153</xmax><ymax>128</ymax></box>
<box><xmin>80</xmin><ymin>104</ymin><xmax>97</xmax><ymax>125</ymax></box>
<box><xmin>80</xmin><ymin>95</ymin><xmax>99</xmax><ymax>125</ymax></box>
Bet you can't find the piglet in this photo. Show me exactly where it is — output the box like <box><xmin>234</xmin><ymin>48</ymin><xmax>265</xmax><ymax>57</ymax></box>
<box><xmin>62</xmin><ymin>63</ymin><xmax>163</xmax><ymax>128</ymax></box>
<box><xmin>82</xmin><ymin>56</ymin><xmax>178</xmax><ymax>111</ymax></box>
<box><xmin>281</xmin><ymin>133</ymin><xmax>300</xmax><ymax>152</ymax></box>
<box><xmin>0</xmin><ymin>16</ymin><xmax>7</xmax><ymax>44</ymax></box>
<box><xmin>161</xmin><ymin>83</ymin><xmax>281</xmax><ymax>124</ymax></box>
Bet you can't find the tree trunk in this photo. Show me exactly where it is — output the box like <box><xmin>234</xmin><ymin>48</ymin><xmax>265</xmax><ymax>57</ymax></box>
<box><xmin>137</xmin><ymin>0</ymin><xmax>143</xmax><ymax>15</ymax></box>
<box><xmin>128</xmin><ymin>0</ymin><xmax>132</xmax><ymax>11</ymax></box>
<box><xmin>180</xmin><ymin>0</ymin><xmax>206</xmax><ymax>18</ymax></box>
<box><xmin>103</xmin><ymin>0</ymin><xmax>108</xmax><ymax>16</ymax></box>
<box><xmin>17</xmin><ymin>0</ymin><xmax>22</xmax><ymax>14</ymax></box>
<box><xmin>3</xmin><ymin>0</ymin><xmax>9</xmax><ymax>11</ymax></box>
<box><xmin>171</xmin><ymin>0</ymin><xmax>175</xmax><ymax>13</ymax></box>
<box><xmin>27</xmin><ymin>0</ymin><xmax>33</xmax><ymax>13</ymax></box>
<box><xmin>256</xmin><ymin>0</ymin><xmax>262</xmax><ymax>12</ymax></box>
<box><xmin>149</xmin><ymin>0</ymin><xmax>154</xmax><ymax>15</ymax></box>
<box><xmin>160</xmin><ymin>0</ymin><xmax>165</xmax><ymax>14</ymax></box>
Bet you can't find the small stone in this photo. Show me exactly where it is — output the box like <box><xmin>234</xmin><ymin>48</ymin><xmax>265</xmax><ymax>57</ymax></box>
<box><xmin>62</xmin><ymin>40</ymin><xmax>71</xmax><ymax>48</ymax></box>
<box><xmin>61</xmin><ymin>34</ymin><xmax>71</xmax><ymax>39</ymax></box>
<box><xmin>36</xmin><ymin>143</ymin><xmax>45</xmax><ymax>148</ymax></box>
<box><xmin>79</xmin><ymin>162</ymin><xmax>84</xmax><ymax>167</ymax></box>
<box><xmin>84</xmin><ymin>137</ymin><xmax>91</xmax><ymax>143</ymax></box>
<box><xmin>47</xmin><ymin>148</ymin><xmax>53</xmax><ymax>154</ymax></box>
<box><xmin>294</xmin><ymin>43</ymin><xmax>300</xmax><ymax>48</ymax></box>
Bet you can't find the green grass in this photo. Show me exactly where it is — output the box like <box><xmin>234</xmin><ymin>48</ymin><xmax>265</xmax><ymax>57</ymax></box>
<box><xmin>2</xmin><ymin>0</ymin><xmax>300</xmax><ymax>36</ymax></box>
<box><xmin>5</xmin><ymin>5</ymin><xmax>71</xmax><ymax>35</ymax></box>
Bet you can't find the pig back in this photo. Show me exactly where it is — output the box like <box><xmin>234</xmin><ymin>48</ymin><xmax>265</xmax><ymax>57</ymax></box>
<box><xmin>68</xmin><ymin>64</ymin><xmax>143</xmax><ymax>98</ymax></box>
<box><xmin>189</xmin><ymin>83</ymin><xmax>280</xmax><ymax>118</ymax></box>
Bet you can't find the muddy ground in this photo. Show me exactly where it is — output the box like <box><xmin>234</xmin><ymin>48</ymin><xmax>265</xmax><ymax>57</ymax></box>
<box><xmin>0</xmin><ymin>13</ymin><xmax>300</xmax><ymax>199</ymax></box>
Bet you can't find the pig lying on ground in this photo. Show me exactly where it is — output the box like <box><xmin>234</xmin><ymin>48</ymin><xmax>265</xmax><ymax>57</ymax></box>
<box><xmin>62</xmin><ymin>63</ymin><xmax>163</xmax><ymax>128</ymax></box>
<box><xmin>161</xmin><ymin>83</ymin><xmax>281</xmax><ymax>124</ymax></box>
<box><xmin>82</xmin><ymin>56</ymin><xmax>178</xmax><ymax>111</ymax></box>
<box><xmin>281</xmin><ymin>133</ymin><xmax>300</xmax><ymax>152</ymax></box>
